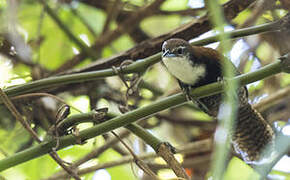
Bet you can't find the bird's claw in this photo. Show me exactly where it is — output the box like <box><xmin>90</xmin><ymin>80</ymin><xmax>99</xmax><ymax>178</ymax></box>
<box><xmin>217</xmin><ymin>76</ymin><xmax>231</xmax><ymax>86</ymax></box>
<box><xmin>182</xmin><ymin>86</ymin><xmax>193</xmax><ymax>101</ymax></box>
<box><xmin>182</xmin><ymin>86</ymin><xmax>210</xmax><ymax>113</ymax></box>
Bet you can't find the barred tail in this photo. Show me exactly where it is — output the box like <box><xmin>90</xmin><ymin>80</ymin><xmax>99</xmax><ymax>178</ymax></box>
<box><xmin>233</xmin><ymin>103</ymin><xmax>275</xmax><ymax>162</ymax></box>
<box><xmin>198</xmin><ymin>89</ymin><xmax>275</xmax><ymax>163</ymax></box>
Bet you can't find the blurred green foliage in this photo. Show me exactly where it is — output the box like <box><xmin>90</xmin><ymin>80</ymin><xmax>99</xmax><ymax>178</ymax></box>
<box><xmin>0</xmin><ymin>0</ymin><xmax>289</xmax><ymax>179</ymax></box>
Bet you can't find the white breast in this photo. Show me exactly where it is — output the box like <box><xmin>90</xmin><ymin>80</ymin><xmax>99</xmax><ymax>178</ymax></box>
<box><xmin>163</xmin><ymin>57</ymin><xmax>206</xmax><ymax>85</ymax></box>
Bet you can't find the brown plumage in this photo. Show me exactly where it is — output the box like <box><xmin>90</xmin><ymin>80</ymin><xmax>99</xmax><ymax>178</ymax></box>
<box><xmin>162</xmin><ymin>38</ymin><xmax>275</xmax><ymax>163</ymax></box>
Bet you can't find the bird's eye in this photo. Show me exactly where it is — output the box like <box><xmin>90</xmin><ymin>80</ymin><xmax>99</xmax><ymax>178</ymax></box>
<box><xmin>177</xmin><ymin>47</ymin><xmax>184</xmax><ymax>54</ymax></box>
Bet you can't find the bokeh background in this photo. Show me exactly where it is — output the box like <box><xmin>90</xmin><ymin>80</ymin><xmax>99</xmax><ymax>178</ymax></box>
<box><xmin>0</xmin><ymin>0</ymin><xmax>289</xmax><ymax>179</ymax></box>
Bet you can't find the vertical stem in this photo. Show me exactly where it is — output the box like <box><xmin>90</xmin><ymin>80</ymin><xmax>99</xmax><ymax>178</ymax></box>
<box><xmin>207</xmin><ymin>1</ymin><xmax>238</xmax><ymax>179</ymax></box>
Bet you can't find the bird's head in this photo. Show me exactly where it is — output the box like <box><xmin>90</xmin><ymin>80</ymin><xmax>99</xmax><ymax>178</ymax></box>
<box><xmin>161</xmin><ymin>38</ymin><xmax>208</xmax><ymax>85</ymax></box>
<box><xmin>162</xmin><ymin>38</ymin><xmax>192</xmax><ymax>59</ymax></box>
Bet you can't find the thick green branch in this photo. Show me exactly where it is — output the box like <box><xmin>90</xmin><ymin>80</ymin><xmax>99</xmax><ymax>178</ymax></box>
<box><xmin>58</xmin><ymin>112</ymin><xmax>163</xmax><ymax>151</ymax></box>
<box><xmin>4</xmin><ymin>53</ymin><xmax>160</xmax><ymax>97</ymax></box>
<box><xmin>3</xmin><ymin>20</ymin><xmax>281</xmax><ymax>98</ymax></box>
<box><xmin>0</xmin><ymin>59</ymin><xmax>284</xmax><ymax>172</ymax></box>
<box><xmin>191</xmin><ymin>21</ymin><xmax>279</xmax><ymax>46</ymax></box>
<box><xmin>125</xmin><ymin>123</ymin><xmax>162</xmax><ymax>151</ymax></box>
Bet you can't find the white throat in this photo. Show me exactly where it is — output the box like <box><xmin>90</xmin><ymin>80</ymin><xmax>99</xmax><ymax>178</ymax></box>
<box><xmin>162</xmin><ymin>56</ymin><xmax>206</xmax><ymax>85</ymax></box>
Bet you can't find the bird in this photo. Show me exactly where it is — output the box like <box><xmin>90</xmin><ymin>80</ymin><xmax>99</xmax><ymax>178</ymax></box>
<box><xmin>161</xmin><ymin>38</ymin><xmax>275</xmax><ymax>164</ymax></box>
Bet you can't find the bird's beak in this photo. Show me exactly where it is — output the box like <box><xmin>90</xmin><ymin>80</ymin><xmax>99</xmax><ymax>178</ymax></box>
<box><xmin>162</xmin><ymin>50</ymin><xmax>177</xmax><ymax>58</ymax></box>
<box><xmin>162</xmin><ymin>50</ymin><xmax>169</xmax><ymax>57</ymax></box>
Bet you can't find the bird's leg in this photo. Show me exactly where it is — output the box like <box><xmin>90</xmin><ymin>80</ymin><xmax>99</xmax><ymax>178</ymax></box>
<box><xmin>194</xmin><ymin>98</ymin><xmax>210</xmax><ymax>115</ymax></box>
<box><xmin>217</xmin><ymin>76</ymin><xmax>230</xmax><ymax>86</ymax></box>
<box><xmin>184</xmin><ymin>85</ymin><xmax>193</xmax><ymax>102</ymax></box>
<box><xmin>217</xmin><ymin>76</ymin><xmax>223</xmax><ymax>82</ymax></box>
<box><xmin>177</xmin><ymin>79</ymin><xmax>192</xmax><ymax>101</ymax></box>
<box><xmin>178</xmin><ymin>80</ymin><xmax>210</xmax><ymax>113</ymax></box>
<box><xmin>217</xmin><ymin>76</ymin><xmax>248</xmax><ymax>103</ymax></box>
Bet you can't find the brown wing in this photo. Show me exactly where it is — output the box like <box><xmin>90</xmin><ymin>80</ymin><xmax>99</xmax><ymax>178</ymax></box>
<box><xmin>192</xmin><ymin>45</ymin><xmax>248</xmax><ymax>97</ymax></box>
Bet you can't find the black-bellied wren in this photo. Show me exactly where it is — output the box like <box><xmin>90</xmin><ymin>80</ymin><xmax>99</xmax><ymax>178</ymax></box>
<box><xmin>162</xmin><ymin>38</ymin><xmax>275</xmax><ymax>163</ymax></box>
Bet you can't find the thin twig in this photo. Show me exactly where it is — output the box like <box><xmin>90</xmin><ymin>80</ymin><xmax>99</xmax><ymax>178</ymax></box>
<box><xmin>73</xmin><ymin>130</ymin><xmax>130</xmax><ymax>167</ymax></box>
<box><xmin>53</xmin><ymin>0</ymin><xmax>165</xmax><ymax>73</ymax></box>
<box><xmin>253</xmin><ymin>86</ymin><xmax>290</xmax><ymax>112</ymax></box>
<box><xmin>0</xmin><ymin>88</ymin><xmax>81</xmax><ymax>180</ymax></box>
<box><xmin>0</xmin><ymin>88</ymin><xmax>41</xmax><ymax>142</ymax></box>
<box><xmin>4</xmin><ymin>16</ymin><xmax>286</xmax><ymax>98</ymax></box>
<box><xmin>69</xmin><ymin>5</ymin><xmax>97</xmax><ymax>37</ymax></box>
<box><xmin>0</xmin><ymin>58</ymin><xmax>285</xmax><ymax>171</ymax></box>
<box><xmin>113</xmin><ymin>59</ymin><xmax>186</xmax><ymax>178</ymax></box>
<box><xmin>101</xmin><ymin>0</ymin><xmax>121</xmax><ymax>35</ymax></box>
<box><xmin>35</xmin><ymin>6</ymin><xmax>45</xmax><ymax>63</ymax></box>
<box><xmin>109</xmin><ymin>64</ymin><xmax>159</xmax><ymax>178</ymax></box>
<box><xmin>64</xmin><ymin>0</ymin><xmax>261</xmax><ymax>73</ymax></box>
<box><xmin>38</xmin><ymin>0</ymin><xmax>95</xmax><ymax>58</ymax></box>
<box><xmin>111</xmin><ymin>131</ymin><xmax>159</xmax><ymax>179</ymax></box>
<box><xmin>50</xmin><ymin>120</ymin><xmax>155</xmax><ymax>179</ymax></box>
<box><xmin>44</xmin><ymin>139</ymin><xmax>212</xmax><ymax>180</ymax></box>
<box><xmin>114</xmin><ymin>61</ymin><xmax>187</xmax><ymax>179</ymax></box>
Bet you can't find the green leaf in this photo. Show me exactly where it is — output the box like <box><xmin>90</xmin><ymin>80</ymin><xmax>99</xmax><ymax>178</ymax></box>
<box><xmin>224</xmin><ymin>157</ymin><xmax>260</xmax><ymax>180</ymax></box>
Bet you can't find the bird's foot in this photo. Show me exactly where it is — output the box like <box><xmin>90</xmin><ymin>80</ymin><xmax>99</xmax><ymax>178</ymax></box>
<box><xmin>217</xmin><ymin>76</ymin><xmax>226</xmax><ymax>83</ymax></box>
<box><xmin>182</xmin><ymin>86</ymin><xmax>210</xmax><ymax>114</ymax></box>
<box><xmin>183</xmin><ymin>86</ymin><xmax>193</xmax><ymax>101</ymax></box>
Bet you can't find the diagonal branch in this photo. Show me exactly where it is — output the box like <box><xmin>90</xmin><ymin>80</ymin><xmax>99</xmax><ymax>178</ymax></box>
<box><xmin>38</xmin><ymin>0</ymin><xmax>95</xmax><ymax>58</ymax></box>
<box><xmin>0</xmin><ymin>88</ymin><xmax>81</xmax><ymax>179</ymax></box>
<box><xmin>61</xmin><ymin>0</ymin><xmax>257</xmax><ymax>74</ymax></box>
<box><xmin>0</xmin><ymin>56</ymin><xmax>285</xmax><ymax>171</ymax></box>
<box><xmin>3</xmin><ymin>18</ymin><xmax>283</xmax><ymax>98</ymax></box>
<box><xmin>45</xmin><ymin>139</ymin><xmax>212</xmax><ymax>180</ymax></box>
<box><xmin>53</xmin><ymin>0</ymin><xmax>165</xmax><ymax>74</ymax></box>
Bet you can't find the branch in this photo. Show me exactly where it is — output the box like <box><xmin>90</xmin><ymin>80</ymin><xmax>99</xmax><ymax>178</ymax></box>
<box><xmin>126</xmin><ymin>124</ymin><xmax>189</xmax><ymax>179</ymax></box>
<box><xmin>62</xmin><ymin>18</ymin><xmax>280</xmax><ymax>75</ymax></box>
<box><xmin>3</xmin><ymin>52</ymin><xmax>159</xmax><ymax>97</ymax></box>
<box><xmin>0</xmin><ymin>56</ymin><xmax>286</xmax><ymax>171</ymax></box>
<box><xmin>45</xmin><ymin>139</ymin><xmax>212</xmax><ymax>179</ymax></box>
<box><xmin>0</xmin><ymin>89</ymin><xmax>81</xmax><ymax>179</ymax></box>
<box><xmin>3</xmin><ymin>18</ymin><xmax>284</xmax><ymax>98</ymax></box>
<box><xmin>69</xmin><ymin>5</ymin><xmax>97</xmax><ymax>37</ymax></box>
<box><xmin>38</xmin><ymin>0</ymin><xmax>95</xmax><ymax>58</ymax></box>
<box><xmin>63</xmin><ymin>0</ymin><xmax>257</xmax><ymax>73</ymax></box>
<box><xmin>53</xmin><ymin>0</ymin><xmax>165</xmax><ymax>73</ymax></box>
<box><xmin>190</xmin><ymin>21</ymin><xmax>278</xmax><ymax>46</ymax></box>
<box><xmin>50</xmin><ymin>119</ymin><xmax>160</xmax><ymax>179</ymax></box>
<box><xmin>253</xmin><ymin>86</ymin><xmax>290</xmax><ymax>112</ymax></box>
